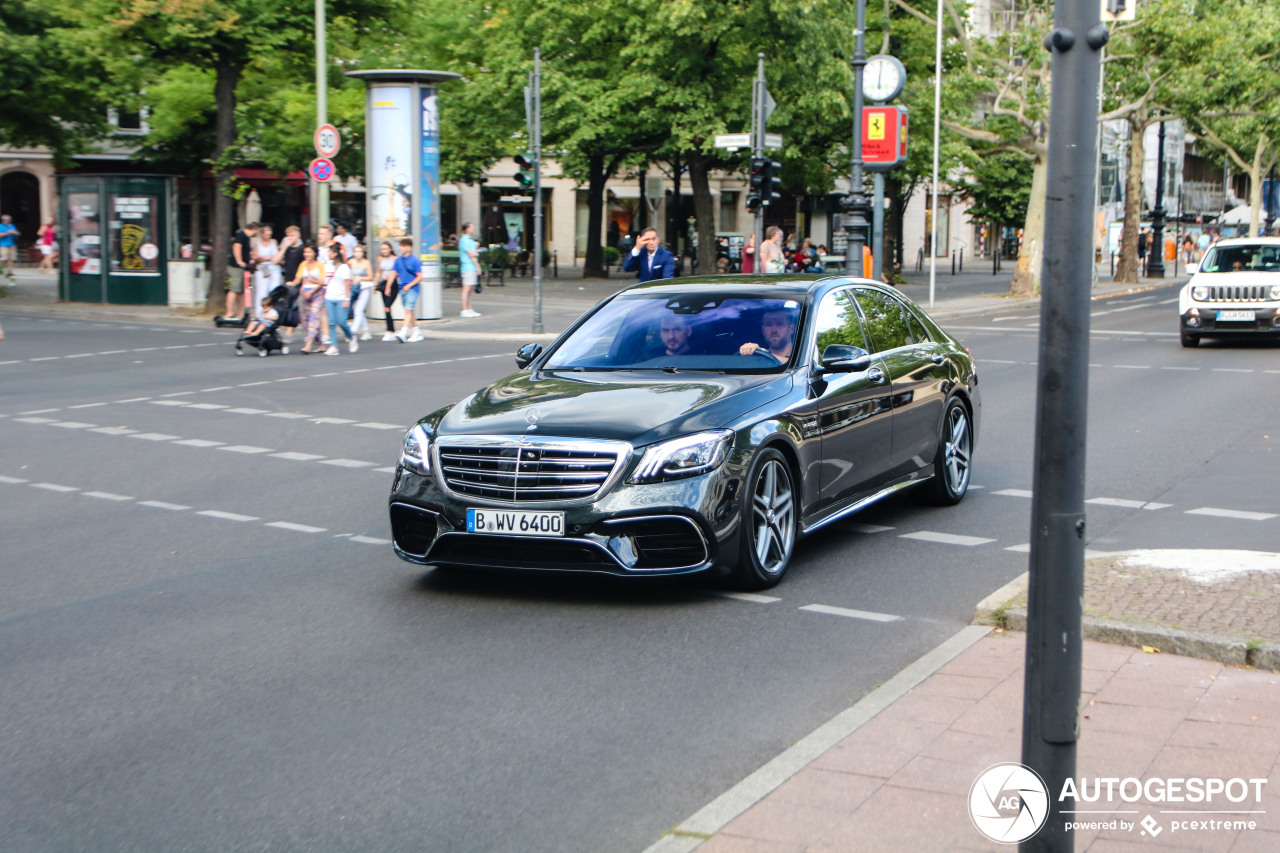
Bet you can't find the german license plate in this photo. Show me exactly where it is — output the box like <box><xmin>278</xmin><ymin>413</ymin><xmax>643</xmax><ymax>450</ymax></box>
<box><xmin>1217</xmin><ymin>310</ymin><xmax>1255</xmax><ymax>322</ymax></box>
<box><xmin>466</xmin><ymin>508</ymin><xmax>564</xmax><ymax>537</ymax></box>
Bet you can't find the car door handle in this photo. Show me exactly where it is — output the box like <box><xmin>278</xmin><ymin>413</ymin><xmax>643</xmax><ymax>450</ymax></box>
<box><xmin>867</xmin><ymin>367</ymin><xmax>886</xmax><ymax>384</ymax></box>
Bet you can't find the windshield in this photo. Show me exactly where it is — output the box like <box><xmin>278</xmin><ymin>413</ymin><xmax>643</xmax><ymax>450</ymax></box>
<box><xmin>544</xmin><ymin>291</ymin><xmax>805</xmax><ymax>372</ymax></box>
<box><xmin>1200</xmin><ymin>244</ymin><xmax>1280</xmax><ymax>273</ymax></box>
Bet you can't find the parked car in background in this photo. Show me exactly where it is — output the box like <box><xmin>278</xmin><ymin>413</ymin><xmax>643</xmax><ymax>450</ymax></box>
<box><xmin>1179</xmin><ymin>237</ymin><xmax>1280</xmax><ymax>347</ymax></box>
<box><xmin>389</xmin><ymin>276</ymin><xmax>980</xmax><ymax>589</ymax></box>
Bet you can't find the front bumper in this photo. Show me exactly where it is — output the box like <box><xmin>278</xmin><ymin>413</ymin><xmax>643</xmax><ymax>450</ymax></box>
<box><xmin>1182</xmin><ymin>306</ymin><xmax>1280</xmax><ymax>337</ymax></box>
<box><xmin>388</xmin><ymin>461</ymin><xmax>745</xmax><ymax>577</ymax></box>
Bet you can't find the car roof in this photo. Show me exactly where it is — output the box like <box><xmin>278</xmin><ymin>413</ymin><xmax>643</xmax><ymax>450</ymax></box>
<box><xmin>622</xmin><ymin>274</ymin><xmax>892</xmax><ymax>301</ymax></box>
<box><xmin>1209</xmin><ymin>237</ymin><xmax>1280</xmax><ymax>248</ymax></box>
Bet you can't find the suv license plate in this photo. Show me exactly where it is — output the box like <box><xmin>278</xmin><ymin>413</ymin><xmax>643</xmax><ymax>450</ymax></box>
<box><xmin>466</xmin><ymin>508</ymin><xmax>565</xmax><ymax>537</ymax></box>
<box><xmin>1217</xmin><ymin>310</ymin><xmax>1256</xmax><ymax>322</ymax></box>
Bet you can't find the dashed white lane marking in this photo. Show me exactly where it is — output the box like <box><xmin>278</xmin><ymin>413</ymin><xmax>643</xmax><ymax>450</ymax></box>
<box><xmin>51</xmin><ymin>421</ymin><xmax>95</xmax><ymax>429</ymax></box>
<box><xmin>1161</xmin><ymin>366</ymin><xmax>1199</xmax><ymax>371</ymax></box>
<box><xmin>15</xmin><ymin>416</ymin><xmax>58</xmax><ymax>424</ymax></box>
<box><xmin>150</xmin><ymin>400</ymin><xmax>188</xmax><ymax>407</ymax></box>
<box><xmin>314</xmin><ymin>417</ymin><xmax>355</xmax><ymax>424</ymax></box>
<box><xmin>900</xmin><ymin>531</ymin><xmax>996</xmax><ymax>547</ymax></box>
<box><xmin>219</xmin><ymin>445</ymin><xmax>272</xmax><ymax>454</ymax></box>
<box><xmin>31</xmin><ymin>483</ymin><xmax>79</xmax><ymax>493</ymax></box>
<box><xmin>161</xmin><ymin>391</ymin><xmax>195</xmax><ymax>397</ymax></box>
<box><xmin>1005</xmin><ymin>543</ymin><xmax>1031</xmax><ymax>553</ymax></box>
<box><xmin>349</xmin><ymin>535</ymin><xmax>391</xmax><ymax>545</ymax></box>
<box><xmin>172</xmin><ymin>438</ymin><xmax>224</xmax><ymax>448</ymax></box>
<box><xmin>138</xmin><ymin>501</ymin><xmax>192</xmax><ymax>511</ymax></box>
<box><xmin>319</xmin><ymin>458</ymin><xmax>376</xmax><ymax>468</ymax></box>
<box><xmin>226</xmin><ymin>407</ymin><xmax>270</xmax><ymax>415</ymax></box>
<box><xmin>130</xmin><ymin>433</ymin><xmax>181</xmax><ymax>442</ymax></box>
<box><xmin>197</xmin><ymin>510</ymin><xmax>259</xmax><ymax>523</ymax></box>
<box><xmin>114</xmin><ymin>397</ymin><xmax>151</xmax><ymax>403</ymax></box>
<box><xmin>1185</xmin><ymin>507</ymin><xmax>1277</xmax><ymax>522</ymax></box>
<box><xmin>266</xmin><ymin>521</ymin><xmax>327</xmax><ymax>534</ymax></box>
<box><xmin>18</xmin><ymin>408</ymin><xmax>59</xmax><ymax>415</ymax></box>
<box><xmin>374</xmin><ymin>467</ymin><xmax>397</xmax><ymax>474</ymax></box>
<box><xmin>1114</xmin><ymin>364</ymin><xmax>1150</xmax><ymax>370</ymax></box>
<box><xmin>272</xmin><ymin>451</ymin><xmax>326</xmax><ymax>461</ymax></box>
<box><xmin>90</xmin><ymin>427</ymin><xmax>138</xmax><ymax>435</ymax></box>
<box><xmin>718</xmin><ymin>592</ymin><xmax>781</xmax><ymax>604</ymax></box>
<box><xmin>799</xmin><ymin>604</ymin><xmax>903</xmax><ymax>623</ymax></box>
<box><xmin>995</xmin><ymin>488</ymin><xmax>1034</xmax><ymax>498</ymax></box>
<box><xmin>0</xmin><ymin>475</ymin><xmax>29</xmax><ymax>484</ymax></box>
<box><xmin>67</xmin><ymin>402</ymin><xmax>108</xmax><ymax>409</ymax></box>
<box><xmin>83</xmin><ymin>491</ymin><xmax>134</xmax><ymax>501</ymax></box>
<box><xmin>265</xmin><ymin>412</ymin><xmax>311</xmax><ymax>419</ymax></box>
<box><xmin>29</xmin><ymin>357</ymin><xmax>60</xmax><ymax>362</ymax></box>
<box><xmin>1086</xmin><ymin>497</ymin><xmax>1171</xmax><ymax>511</ymax></box>
<box><xmin>1211</xmin><ymin>368</ymin><xmax>1255</xmax><ymax>374</ymax></box>
<box><xmin>201</xmin><ymin>386</ymin><xmax>234</xmax><ymax>392</ymax></box>
<box><xmin>355</xmin><ymin>422</ymin><xmax>404</xmax><ymax>430</ymax></box>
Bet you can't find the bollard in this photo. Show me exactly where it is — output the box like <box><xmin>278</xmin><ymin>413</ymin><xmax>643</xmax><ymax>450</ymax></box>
<box><xmin>960</xmin><ymin>248</ymin><xmax>964</xmax><ymax>271</ymax></box>
<box><xmin>951</xmin><ymin>250</ymin><xmax>956</xmax><ymax>275</ymax></box>
<box><xmin>553</xmin><ymin>250</ymin><xmax>558</xmax><ymax>278</ymax></box>
<box><xmin>1110</xmin><ymin>251</ymin><xmax>1114</xmax><ymax>277</ymax></box>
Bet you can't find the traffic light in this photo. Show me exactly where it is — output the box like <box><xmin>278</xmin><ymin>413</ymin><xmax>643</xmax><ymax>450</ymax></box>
<box><xmin>748</xmin><ymin>157</ymin><xmax>782</xmax><ymax>210</ymax></box>
<box><xmin>514</xmin><ymin>153</ymin><xmax>535</xmax><ymax>189</ymax></box>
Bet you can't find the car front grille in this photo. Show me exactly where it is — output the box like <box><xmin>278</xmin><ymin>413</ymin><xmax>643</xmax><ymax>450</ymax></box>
<box><xmin>436</xmin><ymin>437</ymin><xmax>629</xmax><ymax>504</ymax></box>
<box><xmin>1203</xmin><ymin>284</ymin><xmax>1273</xmax><ymax>302</ymax></box>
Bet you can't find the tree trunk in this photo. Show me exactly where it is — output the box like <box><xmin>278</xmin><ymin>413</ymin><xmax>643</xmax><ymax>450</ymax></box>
<box><xmin>687</xmin><ymin>152</ymin><xmax>717</xmax><ymax>276</ymax></box>
<box><xmin>1248</xmin><ymin>135</ymin><xmax>1267</xmax><ymax>238</ymax></box>
<box><xmin>189</xmin><ymin>173</ymin><xmax>202</xmax><ymax>264</ymax></box>
<box><xmin>208</xmin><ymin>60</ymin><xmax>243</xmax><ymax>313</ymax></box>
<box><xmin>1009</xmin><ymin>151</ymin><xmax>1048</xmax><ymax>296</ymax></box>
<box><xmin>581</xmin><ymin>152</ymin><xmax>608</xmax><ymax>278</ymax></box>
<box><xmin>1114</xmin><ymin>117</ymin><xmax>1145</xmax><ymax>284</ymax></box>
<box><xmin>668</xmin><ymin>155</ymin><xmax>682</xmax><ymax>258</ymax></box>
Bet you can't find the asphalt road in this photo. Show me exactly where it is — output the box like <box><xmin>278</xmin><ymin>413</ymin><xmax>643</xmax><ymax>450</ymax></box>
<box><xmin>1</xmin><ymin>283</ymin><xmax>1277</xmax><ymax>853</ymax></box>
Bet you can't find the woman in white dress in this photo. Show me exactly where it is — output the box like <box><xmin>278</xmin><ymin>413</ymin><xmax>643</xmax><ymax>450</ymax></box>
<box><xmin>252</xmin><ymin>225</ymin><xmax>281</xmax><ymax>318</ymax></box>
<box><xmin>347</xmin><ymin>243</ymin><xmax>374</xmax><ymax>341</ymax></box>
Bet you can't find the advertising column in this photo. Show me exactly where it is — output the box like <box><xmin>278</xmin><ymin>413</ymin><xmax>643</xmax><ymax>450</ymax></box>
<box><xmin>418</xmin><ymin>86</ymin><xmax>443</xmax><ymax>320</ymax></box>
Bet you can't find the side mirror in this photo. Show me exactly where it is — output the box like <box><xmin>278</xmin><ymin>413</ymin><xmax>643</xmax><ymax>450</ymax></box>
<box><xmin>819</xmin><ymin>344</ymin><xmax>872</xmax><ymax>373</ymax></box>
<box><xmin>515</xmin><ymin>343</ymin><xmax>543</xmax><ymax>369</ymax></box>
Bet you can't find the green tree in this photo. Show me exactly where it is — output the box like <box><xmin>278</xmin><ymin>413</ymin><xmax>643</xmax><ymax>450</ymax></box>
<box><xmin>959</xmin><ymin>151</ymin><xmax>1033</xmax><ymax>238</ymax></box>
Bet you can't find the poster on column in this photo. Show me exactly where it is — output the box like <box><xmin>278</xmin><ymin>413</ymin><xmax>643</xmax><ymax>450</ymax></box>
<box><xmin>367</xmin><ymin>86</ymin><xmax>413</xmax><ymax>242</ymax></box>
<box><xmin>418</xmin><ymin>87</ymin><xmax>442</xmax><ymax>278</ymax></box>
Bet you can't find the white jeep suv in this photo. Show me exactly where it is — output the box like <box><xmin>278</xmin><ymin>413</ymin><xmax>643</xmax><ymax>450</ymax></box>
<box><xmin>1179</xmin><ymin>237</ymin><xmax>1280</xmax><ymax>347</ymax></box>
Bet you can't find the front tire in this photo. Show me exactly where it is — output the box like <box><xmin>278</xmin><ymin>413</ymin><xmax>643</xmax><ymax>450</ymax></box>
<box><xmin>915</xmin><ymin>398</ymin><xmax>972</xmax><ymax>506</ymax></box>
<box><xmin>731</xmin><ymin>448</ymin><xmax>797</xmax><ymax>590</ymax></box>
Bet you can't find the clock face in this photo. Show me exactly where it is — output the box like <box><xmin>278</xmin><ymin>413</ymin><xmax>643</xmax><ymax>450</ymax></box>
<box><xmin>863</xmin><ymin>55</ymin><xmax>904</xmax><ymax>103</ymax></box>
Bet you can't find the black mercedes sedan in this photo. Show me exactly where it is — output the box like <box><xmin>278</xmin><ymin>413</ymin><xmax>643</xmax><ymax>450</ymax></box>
<box><xmin>389</xmin><ymin>276</ymin><xmax>979</xmax><ymax>589</ymax></box>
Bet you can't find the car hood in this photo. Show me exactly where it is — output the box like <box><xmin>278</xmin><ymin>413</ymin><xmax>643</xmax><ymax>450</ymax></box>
<box><xmin>440</xmin><ymin>370</ymin><xmax>793</xmax><ymax>446</ymax></box>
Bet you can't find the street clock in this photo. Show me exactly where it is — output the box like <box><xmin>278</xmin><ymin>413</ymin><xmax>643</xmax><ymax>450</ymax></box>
<box><xmin>863</xmin><ymin>54</ymin><xmax>906</xmax><ymax>103</ymax></box>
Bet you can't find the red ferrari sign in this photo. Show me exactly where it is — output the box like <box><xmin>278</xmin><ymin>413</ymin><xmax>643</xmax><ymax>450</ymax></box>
<box><xmin>862</xmin><ymin>106</ymin><xmax>908</xmax><ymax>171</ymax></box>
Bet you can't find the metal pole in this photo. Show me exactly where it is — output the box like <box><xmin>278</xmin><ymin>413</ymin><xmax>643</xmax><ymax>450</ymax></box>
<box><xmin>532</xmin><ymin>48</ymin><xmax>544</xmax><ymax>334</ymax></box>
<box><xmin>843</xmin><ymin>4</ymin><xmax>869</xmax><ymax>276</ymax></box>
<box><xmin>872</xmin><ymin>173</ymin><xmax>884</xmax><ymax>280</ymax></box>
<box><xmin>753</xmin><ymin>54</ymin><xmax>765</xmax><ymax>271</ymax></box>
<box><xmin>1091</xmin><ymin>44</ymin><xmax>1106</xmax><ymax>289</ymax></box>
<box><xmin>928</xmin><ymin>0</ymin><xmax>944</xmax><ymax>307</ymax></box>
<box><xmin>1148</xmin><ymin>121</ymin><xmax>1167</xmax><ymax>277</ymax></box>
<box><xmin>1020</xmin><ymin>5</ymin><xmax>1106</xmax><ymax>851</ymax></box>
<box><xmin>315</xmin><ymin>0</ymin><xmax>329</xmax><ymax>230</ymax></box>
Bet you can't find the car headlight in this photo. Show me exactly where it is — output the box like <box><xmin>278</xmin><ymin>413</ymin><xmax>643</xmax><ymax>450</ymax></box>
<box><xmin>400</xmin><ymin>424</ymin><xmax>431</xmax><ymax>475</ymax></box>
<box><xmin>628</xmin><ymin>430</ymin><xmax>734</xmax><ymax>483</ymax></box>
<box><xmin>1270</xmin><ymin>285</ymin><xmax>1280</xmax><ymax>300</ymax></box>
<box><xmin>1192</xmin><ymin>285</ymin><xmax>1209</xmax><ymax>301</ymax></box>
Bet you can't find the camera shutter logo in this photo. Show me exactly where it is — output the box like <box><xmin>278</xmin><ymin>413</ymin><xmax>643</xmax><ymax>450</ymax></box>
<box><xmin>969</xmin><ymin>763</ymin><xmax>1050</xmax><ymax>844</ymax></box>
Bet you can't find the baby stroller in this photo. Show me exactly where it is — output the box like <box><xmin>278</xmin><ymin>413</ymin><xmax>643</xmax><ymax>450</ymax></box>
<box><xmin>235</xmin><ymin>285</ymin><xmax>291</xmax><ymax>357</ymax></box>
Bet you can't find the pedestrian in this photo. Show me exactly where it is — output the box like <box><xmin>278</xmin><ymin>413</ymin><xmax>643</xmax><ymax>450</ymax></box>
<box><xmin>393</xmin><ymin>238</ymin><xmax>423</xmax><ymax>342</ymax></box>
<box><xmin>1137</xmin><ymin>227</ymin><xmax>1149</xmax><ymax>275</ymax></box>
<box><xmin>741</xmin><ymin>232</ymin><xmax>756</xmax><ymax>274</ymax></box>
<box><xmin>334</xmin><ymin>221</ymin><xmax>358</xmax><ymax>259</ymax></box>
<box><xmin>458</xmin><ymin>220</ymin><xmax>482</xmax><ymax>318</ymax></box>
<box><xmin>36</xmin><ymin>219</ymin><xmax>57</xmax><ymax>274</ymax></box>
<box><xmin>0</xmin><ymin>214</ymin><xmax>19</xmax><ymax>275</ymax></box>
<box><xmin>322</xmin><ymin>244</ymin><xmax>357</xmax><ymax>355</ymax></box>
<box><xmin>273</xmin><ymin>225</ymin><xmax>306</xmax><ymax>341</ymax></box>
<box><xmin>376</xmin><ymin>241</ymin><xmax>400</xmax><ymax>341</ymax></box>
<box><xmin>1197</xmin><ymin>230</ymin><xmax>1211</xmax><ymax>257</ymax></box>
<box><xmin>316</xmin><ymin>224</ymin><xmax>339</xmax><ymax>259</ymax></box>
<box><xmin>227</xmin><ymin>221</ymin><xmax>261</xmax><ymax>320</ymax></box>
<box><xmin>621</xmin><ymin>226</ymin><xmax>676</xmax><ymax>282</ymax></box>
<box><xmin>758</xmin><ymin>225</ymin><xmax>784</xmax><ymax>274</ymax></box>
<box><xmin>347</xmin><ymin>243</ymin><xmax>374</xmax><ymax>341</ymax></box>
<box><xmin>252</xmin><ymin>225</ymin><xmax>280</xmax><ymax>319</ymax></box>
<box><xmin>290</xmin><ymin>244</ymin><xmax>326</xmax><ymax>354</ymax></box>
<box><xmin>1182</xmin><ymin>234</ymin><xmax>1195</xmax><ymax>265</ymax></box>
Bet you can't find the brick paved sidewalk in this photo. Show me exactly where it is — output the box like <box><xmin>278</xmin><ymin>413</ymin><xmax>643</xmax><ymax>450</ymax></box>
<box><xmin>653</xmin><ymin>631</ymin><xmax>1280</xmax><ymax>853</ymax></box>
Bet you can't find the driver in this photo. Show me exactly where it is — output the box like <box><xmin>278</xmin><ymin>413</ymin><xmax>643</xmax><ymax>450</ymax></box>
<box><xmin>739</xmin><ymin>308</ymin><xmax>797</xmax><ymax>362</ymax></box>
<box><xmin>657</xmin><ymin>314</ymin><xmax>693</xmax><ymax>356</ymax></box>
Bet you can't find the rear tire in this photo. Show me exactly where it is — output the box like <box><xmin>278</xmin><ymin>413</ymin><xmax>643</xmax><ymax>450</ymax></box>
<box><xmin>1180</xmin><ymin>330</ymin><xmax>1200</xmax><ymax>348</ymax></box>
<box><xmin>914</xmin><ymin>397</ymin><xmax>972</xmax><ymax>506</ymax></box>
<box><xmin>731</xmin><ymin>448</ymin><xmax>797</xmax><ymax>590</ymax></box>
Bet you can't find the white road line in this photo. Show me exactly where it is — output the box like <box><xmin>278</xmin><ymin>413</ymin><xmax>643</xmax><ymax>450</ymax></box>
<box><xmin>0</xmin><ymin>475</ymin><xmax>30</xmax><ymax>484</ymax></box>
<box><xmin>841</xmin><ymin>522</ymin><xmax>895</xmax><ymax>534</ymax></box>
<box><xmin>0</xmin><ymin>360</ymin><xmax>22</xmax><ymax>365</ymax></box>
<box><xmin>1185</xmin><ymin>507</ymin><xmax>1277</xmax><ymax>522</ymax></box>
<box><xmin>375</xmin><ymin>467</ymin><xmax>397</xmax><ymax>474</ymax></box>
<box><xmin>319</xmin><ymin>458</ymin><xmax>376</xmax><ymax>468</ymax></box>
<box><xmin>162</xmin><ymin>345</ymin><xmax>189</xmax><ymax>350</ymax></box>
<box><xmin>89</xmin><ymin>427</ymin><xmax>138</xmax><ymax>436</ymax></box>
<box><xmin>266</xmin><ymin>521</ymin><xmax>327</xmax><ymax>534</ymax></box>
<box><xmin>1005</xmin><ymin>543</ymin><xmax>1031</xmax><ymax>553</ymax></box>
<box><xmin>64</xmin><ymin>353</ymin><xmax>94</xmax><ymax>359</ymax></box>
<box><xmin>67</xmin><ymin>402</ymin><xmax>108</xmax><ymax>409</ymax></box>
<box><xmin>900</xmin><ymin>531</ymin><xmax>997</xmax><ymax>547</ymax></box>
<box><xmin>225</xmin><ymin>408</ymin><xmax>270</xmax><ymax>415</ymax></box>
<box><xmin>161</xmin><ymin>391</ymin><xmax>196</xmax><ymax>397</ymax></box>
<box><xmin>355</xmin><ymin>422</ymin><xmax>404</xmax><ymax>430</ymax></box>
<box><xmin>51</xmin><ymin>421</ymin><xmax>96</xmax><ymax>429</ymax></box>
<box><xmin>186</xmin><ymin>403</ymin><xmax>229</xmax><ymax>410</ymax></box>
<box><xmin>349</xmin><ymin>535</ymin><xmax>391</xmax><ymax>545</ymax></box>
<box><xmin>130</xmin><ymin>433</ymin><xmax>181</xmax><ymax>442</ymax></box>
<box><xmin>1158</xmin><ymin>298</ymin><xmax>1179</xmax><ymax>305</ymax></box>
<box><xmin>133</xmin><ymin>348</ymin><xmax>160</xmax><ymax>352</ymax></box>
<box><xmin>114</xmin><ymin>397</ymin><xmax>151</xmax><ymax>403</ymax></box>
<box><xmin>238</xmin><ymin>381</ymin><xmax>271</xmax><ymax>387</ymax></box>
<box><xmin>201</xmin><ymin>386</ymin><xmax>234</xmax><ymax>392</ymax></box>
<box><xmin>1161</xmin><ymin>366</ymin><xmax>1199</xmax><ymax>371</ymax></box>
<box><xmin>172</xmin><ymin>439</ymin><xmax>225</xmax><ymax>448</ymax></box>
<box><xmin>83</xmin><ymin>491</ymin><xmax>134</xmax><ymax>501</ymax></box>
<box><xmin>799</xmin><ymin>604</ymin><xmax>903</xmax><ymax>623</ymax></box>
<box><xmin>18</xmin><ymin>408</ymin><xmax>59</xmax><ymax>414</ymax></box>
<box><xmin>277</xmin><ymin>377</ymin><xmax>306</xmax><ymax>382</ymax></box>
<box><xmin>265</xmin><ymin>412</ymin><xmax>311</xmax><ymax>419</ymax></box>
<box><xmin>97</xmin><ymin>350</ymin><xmax>129</xmax><ymax>355</ymax></box>
<box><xmin>1114</xmin><ymin>364</ymin><xmax>1151</xmax><ymax>369</ymax></box>
<box><xmin>15</xmin><ymin>416</ymin><xmax>58</xmax><ymax>424</ymax></box>
<box><xmin>314</xmin><ymin>417</ymin><xmax>356</xmax><ymax>424</ymax></box>
<box><xmin>29</xmin><ymin>357</ymin><xmax>60</xmax><ymax>362</ymax></box>
<box><xmin>717</xmin><ymin>592</ymin><xmax>781</xmax><ymax>604</ymax></box>
<box><xmin>31</xmin><ymin>483</ymin><xmax>79</xmax><ymax>493</ymax></box>
<box><xmin>994</xmin><ymin>488</ymin><xmax>1034</xmax><ymax>498</ymax></box>
<box><xmin>138</xmin><ymin>501</ymin><xmax>191</xmax><ymax>511</ymax></box>
<box><xmin>271</xmin><ymin>451</ymin><xmax>326</xmax><ymax>461</ymax></box>
<box><xmin>197</xmin><ymin>510</ymin><xmax>259</xmax><ymax>522</ymax></box>
<box><xmin>1211</xmin><ymin>368</ymin><xmax>1254</xmax><ymax>374</ymax></box>
<box><xmin>219</xmin><ymin>445</ymin><xmax>272</xmax><ymax>454</ymax></box>
<box><xmin>1086</xmin><ymin>497</ymin><xmax>1172</xmax><ymax>511</ymax></box>
<box><xmin>149</xmin><ymin>400</ymin><xmax>188</xmax><ymax>407</ymax></box>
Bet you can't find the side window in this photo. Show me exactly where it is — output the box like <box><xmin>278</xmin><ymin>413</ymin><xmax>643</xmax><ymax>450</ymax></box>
<box><xmin>813</xmin><ymin>289</ymin><xmax>870</xmax><ymax>357</ymax></box>
<box><xmin>903</xmin><ymin>305</ymin><xmax>930</xmax><ymax>344</ymax></box>
<box><xmin>853</xmin><ymin>288</ymin><xmax>911</xmax><ymax>352</ymax></box>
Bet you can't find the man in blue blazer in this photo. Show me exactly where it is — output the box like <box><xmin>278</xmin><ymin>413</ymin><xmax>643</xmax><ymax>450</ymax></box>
<box><xmin>622</xmin><ymin>227</ymin><xmax>675</xmax><ymax>282</ymax></box>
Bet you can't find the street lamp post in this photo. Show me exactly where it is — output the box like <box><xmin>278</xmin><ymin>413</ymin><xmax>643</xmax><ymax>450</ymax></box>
<box><xmin>1148</xmin><ymin>121</ymin><xmax>1167</xmax><ymax>278</ymax></box>
<box><xmin>842</xmin><ymin>1</ymin><xmax>870</xmax><ymax>272</ymax></box>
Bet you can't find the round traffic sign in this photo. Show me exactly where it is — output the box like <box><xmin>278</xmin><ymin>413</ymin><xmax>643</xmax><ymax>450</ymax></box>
<box><xmin>314</xmin><ymin>123</ymin><xmax>341</xmax><ymax>158</ymax></box>
<box><xmin>309</xmin><ymin>157</ymin><xmax>335</xmax><ymax>183</ymax></box>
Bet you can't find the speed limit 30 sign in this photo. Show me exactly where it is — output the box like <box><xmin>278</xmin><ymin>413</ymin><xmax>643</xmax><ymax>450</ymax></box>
<box><xmin>314</xmin><ymin>123</ymin><xmax>341</xmax><ymax>158</ymax></box>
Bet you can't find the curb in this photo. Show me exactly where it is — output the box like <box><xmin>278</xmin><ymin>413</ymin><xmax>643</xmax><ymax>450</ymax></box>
<box><xmin>640</xmin><ymin>624</ymin><xmax>994</xmax><ymax>853</ymax></box>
